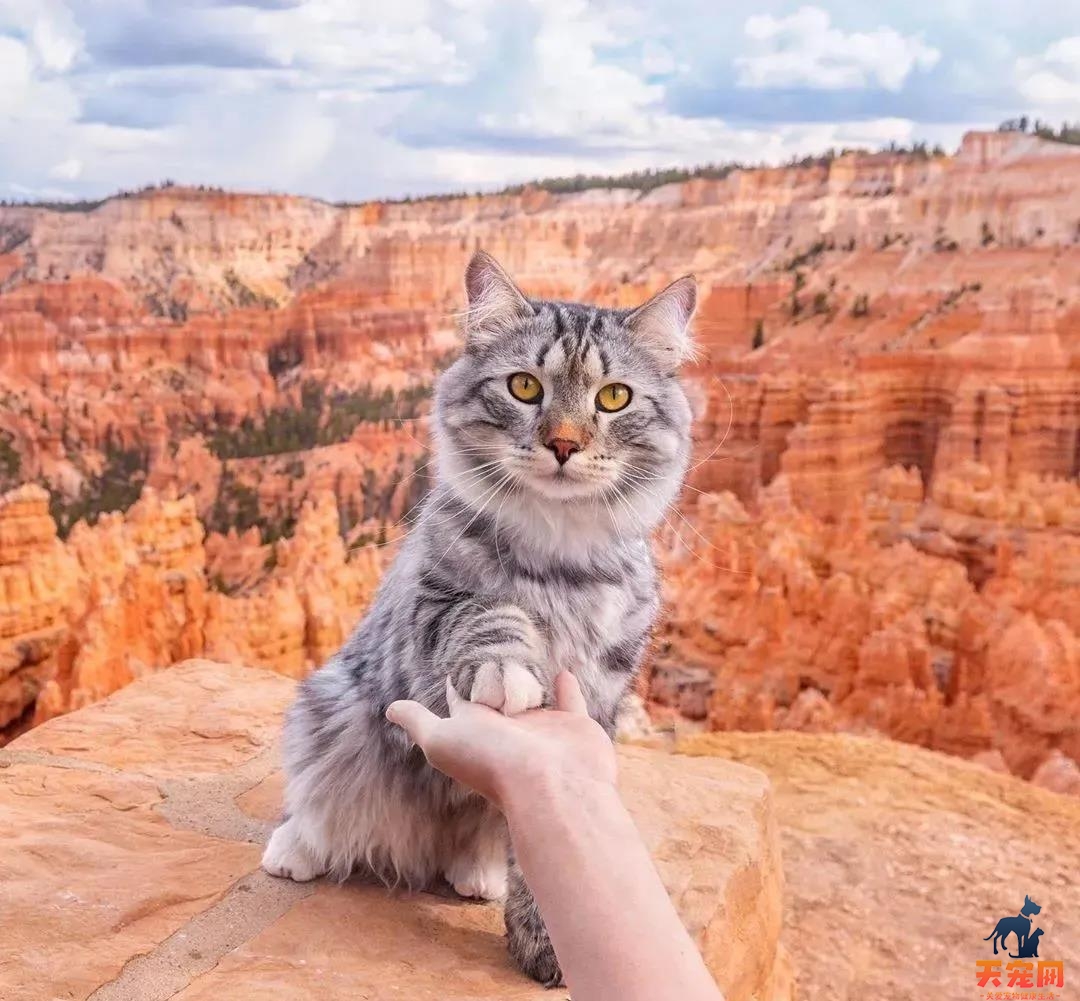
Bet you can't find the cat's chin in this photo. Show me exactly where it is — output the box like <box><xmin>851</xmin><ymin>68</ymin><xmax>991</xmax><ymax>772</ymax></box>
<box><xmin>523</xmin><ymin>471</ymin><xmax>610</xmax><ymax>503</ymax></box>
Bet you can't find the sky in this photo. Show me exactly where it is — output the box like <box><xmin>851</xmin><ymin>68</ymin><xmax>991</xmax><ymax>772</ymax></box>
<box><xmin>1</xmin><ymin>0</ymin><xmax>1078</xmax><ymax>203</ymax></box>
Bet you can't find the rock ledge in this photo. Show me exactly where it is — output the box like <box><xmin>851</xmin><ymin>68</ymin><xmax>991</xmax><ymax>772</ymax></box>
<box><xmin>1</xmin><ymin>659</ymin><xmax>790</xmax><ymax>1001</ymax></box>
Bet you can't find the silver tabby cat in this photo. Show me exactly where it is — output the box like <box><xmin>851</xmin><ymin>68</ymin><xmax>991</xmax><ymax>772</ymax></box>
<box><xmin>262</xmin><ymin>250</ymin><xmax>696</xmax><ymax>985</ymax></box>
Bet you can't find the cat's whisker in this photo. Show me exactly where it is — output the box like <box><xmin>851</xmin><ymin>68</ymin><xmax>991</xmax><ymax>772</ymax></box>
<box><xmin>685</xmin><ymin>375</ymin><xmax>735</xmax><ymax>473</ymax></box>
<box><xmin>397</xmin><ymin>460</ymin><xmax>506</xmax><ymax>526</ymax></box>
<box><xmin>491</xmin><ymin>484</ymin><xmax>515</xmax><ymax>579</ymax></box>
<box><xmin>617</xmin><ymin>471</ymin><xmax>751</xmax><ymax>576</ymax></box>
<box><xmin>619</xmin><ymin>462</ymin><xmax>718</xmax><ymax>501</ymax></box>
<box><xmin>347</xmin><ymin>459</ymin><xmax>509</xmax><ymax>552</ymax></box>
<box><xmin>405</xmin><ymin>445</ymin><xmax>493</xmax><ymax>483</ymax></box>
<box><xmin>427</xmin><ymin>471</ymin><xmax>516</xmax><ymax>575</ymax></box>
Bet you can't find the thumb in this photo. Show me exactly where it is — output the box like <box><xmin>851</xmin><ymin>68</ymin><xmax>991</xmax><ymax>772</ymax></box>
<box><xmin>554</xmin><ymin>671</ymin><xmax>589</xmax><ymax>715</ymax></box>
<box><xmin>386</xmin><ymin>699</ymin><xmax>440</xmax><ymax>748</ymax></box>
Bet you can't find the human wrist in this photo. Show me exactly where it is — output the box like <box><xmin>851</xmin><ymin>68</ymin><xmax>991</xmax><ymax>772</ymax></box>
<box><xmin>499</xmin><ymin>764</ymin><xmax>619</xmax><ymax>827</ymax></box>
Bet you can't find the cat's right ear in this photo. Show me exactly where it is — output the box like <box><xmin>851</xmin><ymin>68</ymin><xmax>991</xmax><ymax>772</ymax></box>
<box><xmin>464</xmin><ymin>250</ymin><xmax>534</xmax><ymax>351</ymax></box>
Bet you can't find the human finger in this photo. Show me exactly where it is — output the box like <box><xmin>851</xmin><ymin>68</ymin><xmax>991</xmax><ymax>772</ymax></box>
<box><xmin>386</xmin><ymin>699</ymin><xmax>441</xmax><ymax>747</ymax></box>
<box><xmin>445</xmin><ymin>675</ymin><xmax>467</xmax><ymax>716</ymax></box>
<box><xmin>554</xmin><ymin>671</ymin><xmax>588</xmax><ymax>715</ymax></box>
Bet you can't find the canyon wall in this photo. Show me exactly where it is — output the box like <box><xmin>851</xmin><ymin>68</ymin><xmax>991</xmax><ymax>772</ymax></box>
<box><xmin>0</xmin><ymin>483</ymin><xmax>388</xmax><ymax>739</ymax></box>
<box><xmin>1</xmin><ymin>130</ymin><xmax>1078</xmax><ymax>786</ymax></box>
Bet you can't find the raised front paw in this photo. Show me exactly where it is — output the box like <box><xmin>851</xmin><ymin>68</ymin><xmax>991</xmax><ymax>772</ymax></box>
<box><xmin>470</xmin><ymin>659</ymin><xmax>544</xmax><ymax>715</ymax></box>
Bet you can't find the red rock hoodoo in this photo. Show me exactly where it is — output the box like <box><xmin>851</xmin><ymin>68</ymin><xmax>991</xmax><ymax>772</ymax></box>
<box><xmin>1</xmin><ymin>131</ymin><xmax>1078</xmax><ymax>789</ymax></box>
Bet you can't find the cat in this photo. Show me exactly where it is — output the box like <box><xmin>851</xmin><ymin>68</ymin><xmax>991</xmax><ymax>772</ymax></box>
<box><xmin>1011</xmin><ymin>927</ymin><xmax>1043</xmax><ymax>959</ymax></box>
<box><xmin>261</xmin><ymin>249</ymin><xmax>696</xmax><ymax>985</ymax></box>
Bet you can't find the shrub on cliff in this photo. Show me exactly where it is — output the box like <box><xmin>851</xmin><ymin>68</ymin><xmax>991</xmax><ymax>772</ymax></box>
<box><xmin>207</xmin><ymin>381</ymin><xmax>430</xmax><ymax>460</ymax></box>
<box><xmin>0</xmin><ymin>431</ymin><xmax>21</xmax><ymax>490</ymax></box>
<box><xmin>999</xmin><ymin>116</ymin><xmax>1080</xmax><ymax>145</ymax></box>
<box><xmin>48</xmin><ymin>439</ymin><xmax>147</xmax><ymax>537</ymax></box>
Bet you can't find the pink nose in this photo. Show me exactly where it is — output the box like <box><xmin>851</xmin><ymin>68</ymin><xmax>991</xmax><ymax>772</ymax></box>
<box><xmin>546</xmin><ymin>437</ymin><xmax>581</xmax><ymax>466</ymax></box>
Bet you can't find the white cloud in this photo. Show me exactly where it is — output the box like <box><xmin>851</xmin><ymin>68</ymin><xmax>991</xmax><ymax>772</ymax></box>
<box><xmin>0</xmin><ymin>0</ymin><xmax>1008</xmax><ymax>204</ymax></box>
<box><xmin>641</xmin><ymin>39</ymin><xmax>677</xmax><ymax>77</ymax></box>
<box><xmin>736</xmin><ymin>5</ymin><xmax>940</xmax><ymax>92</ymax></box>
<box><xmin>1016</xmin><ymin>37</ymin><xmax>1080</xmax><ymax>109</ymax></box>
<box><xmin>0</xmin><ymin>35</ymin><xmax>33</xmax><ymax>113</ymax></box>
<box><xmin>48</xmin><ymin>157</ymin><xmax>82</xmax><ymax>180</ymax></box>
<box><xmin>470</xmin><ymin>0</ymin><xmax>662</xmax><ymax>142</ymax></box>
<box><xmin>0</xmin><ymin>0</ymin><xmax>83</xmax><ymax>71</ymax></box>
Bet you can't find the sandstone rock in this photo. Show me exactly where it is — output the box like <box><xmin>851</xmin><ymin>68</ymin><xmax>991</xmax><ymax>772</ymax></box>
<box><xmin>1030</xmin><ymin>750</ymin><xmax>1080</xmax><ymax>796</ymax></box>
<box><xmin>0</xmin><ymin>484</ymin><xmax>82</xmax><ymax>731</ymax></box>
<box><xmin>969</xmin><ymin>748</ymin><xmax>1010</xmax><ymax>773</ymax></box>
<box><xmin>15</xmin><ymin>659</ymin><xmax>295</xmax><ymax>778</ymax></box>
<box><xmin>1</xmin><ymin>487</ymin><xmax>386</xmax><ymax>740</ymax></box>
<box><xmin>0</xmin><ymin>761</ymin><xmax>259</xmax><ymax>1001</ymax></box>
<box><xmin>657</xmin><ymin>474</ymin><xmax>1080</xmax><ymax>784</ymax></box>
<box><xmin>1</xmin><ymin>659</ymin><xmax>788</xmax><ymax>1001</ymax></box>
<box><xmin>680</xmin><ymin>730</ymin><xmax>1080</xmax><ymax>1001</ymax></box>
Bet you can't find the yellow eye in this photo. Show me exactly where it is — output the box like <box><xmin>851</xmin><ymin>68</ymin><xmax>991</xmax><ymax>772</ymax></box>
<box><xmin>595</xmin><ymin>383</ymin><xmax>632</xmax><ymax>413</ymax></box>
<box><xmin>508</xmin><ymin>372</ymin><xmax>543</xmax><ymax>404</ymax></box>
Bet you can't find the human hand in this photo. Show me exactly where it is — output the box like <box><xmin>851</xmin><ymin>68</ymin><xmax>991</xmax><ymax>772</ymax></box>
<box><xmin>385</xmin><ymin>671</ymin><xmax>616</xmax><ymax>812</ymax></box>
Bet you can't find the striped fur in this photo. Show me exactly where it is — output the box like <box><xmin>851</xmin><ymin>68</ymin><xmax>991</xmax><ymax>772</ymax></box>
<box><xmin>263</xmin><ymin>254</ymin><xmax>695</xmax><ymax>985</ymax></box>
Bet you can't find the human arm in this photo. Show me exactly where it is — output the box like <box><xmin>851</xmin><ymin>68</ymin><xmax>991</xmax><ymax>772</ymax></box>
<box><xmin>385</xmin><ymin>673</ymin><xmax>725</xmax><ymax>1001</ymax></box>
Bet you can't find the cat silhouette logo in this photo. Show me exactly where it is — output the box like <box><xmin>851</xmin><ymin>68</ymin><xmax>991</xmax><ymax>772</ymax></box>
<box><xmin>975</xmin><ymin>895</ymin><xmax>1066</xmax><ymax>995</ymax></box>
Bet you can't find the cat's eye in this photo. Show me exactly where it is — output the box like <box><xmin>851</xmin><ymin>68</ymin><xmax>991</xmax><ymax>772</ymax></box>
<box><xmin>508</xmin><ymin>372</ymin><xmax>543</xmax><ymax>404</ymax></box>
<box><xmin>595</xmin><ymin>383</ymin><xmax>632</xmax><ymax>413</ymax></box>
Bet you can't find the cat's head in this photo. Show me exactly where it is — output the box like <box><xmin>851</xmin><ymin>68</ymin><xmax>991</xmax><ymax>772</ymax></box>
<box><xmin>435</xmin><ymin>251</ymin><xmax>695</xmax><ymax>537</ymax></box>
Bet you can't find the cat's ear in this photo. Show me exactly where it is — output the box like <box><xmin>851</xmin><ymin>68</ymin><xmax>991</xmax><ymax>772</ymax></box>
<box><xmin>464</xmin><ymin>250</ymin><xmax>534</xmax><ymax>350</ymax></box>
<box><xmin>625</xmin><ymin>275</ymin><xmax>697</xmax><ymax>368</ymax></box>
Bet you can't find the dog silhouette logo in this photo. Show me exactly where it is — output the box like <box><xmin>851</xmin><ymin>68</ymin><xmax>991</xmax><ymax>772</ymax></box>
<box><xmin>974</xmin><ymin>894</ymin><xmax>1065</xmax><ymax>993</ymax></box>
<box><xmin>984</xmin><ymin>894</ymin><xmax>1042</xmax><ymax>956</ymax></box>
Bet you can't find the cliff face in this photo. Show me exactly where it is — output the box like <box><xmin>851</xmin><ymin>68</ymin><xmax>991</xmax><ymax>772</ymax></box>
<box><xmin>0</xmin><ymin>485</ymin><xmax>388</xmax><ymax>739</ymax></box>
<box><xmin>0</xmin><ymin>485</ymin><xmax>81</xmax><ymax>731</ymax></box>
<box><xmin>0</xmin><ymin>130</ymin><xmax>1078</xmax><ymax>783</ymax></box>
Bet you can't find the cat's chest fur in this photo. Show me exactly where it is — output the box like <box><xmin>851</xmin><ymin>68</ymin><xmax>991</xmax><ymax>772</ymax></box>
<box><xmin>514</xmin><ymin>576</ymin><xmax>631</xmax><ymax>666</ymax></box>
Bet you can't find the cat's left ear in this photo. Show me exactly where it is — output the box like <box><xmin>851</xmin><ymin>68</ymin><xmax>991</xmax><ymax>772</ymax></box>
<box><xmin>463</xmin><ymin>250</ymin><xmax>535</xmax><ymax>351</ymax></box>
<box><xmin>625</xmin><ymin>275</ymin><xmax>697</xmax><ymax>368</ymax></box>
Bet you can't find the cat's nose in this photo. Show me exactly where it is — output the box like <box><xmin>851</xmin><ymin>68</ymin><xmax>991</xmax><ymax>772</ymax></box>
<box><xmin>546</xmin><ymin>437</ymin><xmax>581</xmax><ymax>466</ymax></box>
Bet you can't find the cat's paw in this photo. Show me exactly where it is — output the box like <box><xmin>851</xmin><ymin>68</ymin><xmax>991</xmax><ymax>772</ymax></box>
<box><xmin>444</xmin><ymin>853</ymin><xmax>508</xmax><ymax>901</ymax></box>
<box><xmin>261</xmin><ymin>818</ymin><xmax>326</xmax><ymax>883</ymax></box>
<box><xmin>470</xmin><ymin>659</ymin><xmax>544</xmax><ymax>716</ymax></box>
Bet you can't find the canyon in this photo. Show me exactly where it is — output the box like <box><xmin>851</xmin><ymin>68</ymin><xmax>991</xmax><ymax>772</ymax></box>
<box><xmin>1</xmin><ymin>129</ymin><xmax>1078</xmax><ymax>793</ymax></box>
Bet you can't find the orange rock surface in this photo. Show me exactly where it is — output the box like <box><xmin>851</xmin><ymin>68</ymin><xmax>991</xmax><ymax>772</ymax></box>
<box><xmin>680</xmin><ymin>730</ymin><xmax>1080</xmax><ymax>1001</ymax></box>
<box><xmin>2</xmin><ymin>659</ymin><xmax>790</xmax><ymax>1001</ymax></box>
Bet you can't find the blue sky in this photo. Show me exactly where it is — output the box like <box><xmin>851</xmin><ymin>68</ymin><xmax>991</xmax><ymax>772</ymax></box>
<box><xmin>1</xmin><ymin>0</ymin><xmax>1078</xmax><ymax>203</ymax></box>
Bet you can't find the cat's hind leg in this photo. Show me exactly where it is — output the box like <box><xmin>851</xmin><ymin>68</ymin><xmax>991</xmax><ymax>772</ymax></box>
<box><xmin>505</xmin><ymin>859</ymin><xmax>563</xmax><ymax>986</ymax></box>
<box><xmin>443</xmin><ymin>802</ymin><xmax>509</xmax><ymax>901</ymax></box>
<box><xmin>262</xmin><ymin>814</ymin><xmax>328</xmax><ymax>883</ymax></box>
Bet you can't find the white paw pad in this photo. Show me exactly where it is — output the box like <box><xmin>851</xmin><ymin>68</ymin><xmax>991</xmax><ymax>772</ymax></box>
<box><xmin>261</xmin><ymin>821</ymin><xmax>325</xmax><ymax>882</ymax></box>
<box><xmin>470</xmin><ymin>660</ymin><xmax>543</xmax><ymax>715</ymax></box>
